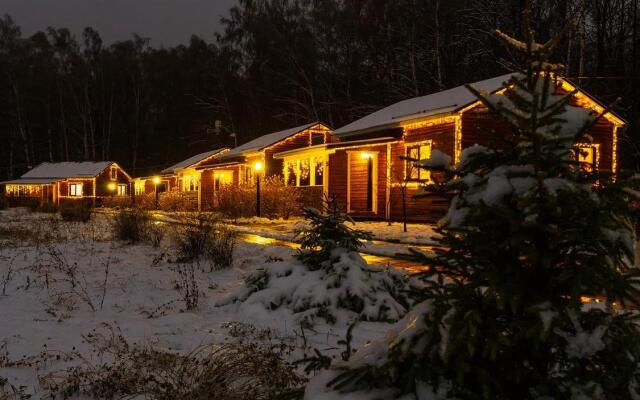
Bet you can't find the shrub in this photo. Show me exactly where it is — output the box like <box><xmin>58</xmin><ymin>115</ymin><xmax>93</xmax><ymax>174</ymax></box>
<box><xmin>37</xmin><ymin>202</ymin><xmax>58</xmax><ymax>213</ymax></box>
<box><xmin>216</xmin><ymin>184</ymin><xmax>255</xmax><ymax>219</ymax></box>
<box><xmin>111</xmin><ymin>208</ymin><xmax>151</xmax><ymax>244</ymax></box>
<box><xmin>59</xmin><ymin>202</ymin><xmax>92</xmax><ymax>222</ymax></box>
<box><xmin>174</xmin><ymin>214</ymin><xmax>217</xmax><ymax>262</ymax></box>
<box><xmin>0</xmin><ymin>194</ymin><xmax>8</xmax><ymax>210</ymax></box>
<box><xmin>206</xmin><ymin>226</ymin><xmax>237</xmax><ymax>271</ymax></box>
<box><xmin>101</xmin><ymin>195</ymin><xmax>132</xmax><ymax>209</ymax></box>
<box><xmin>159</xmin><ymin>190</ymin><xmax>197</xmax><ymax>211</ymax></box>
<box><xmin>173</xmin><ymin>214</ymin><xmax>237</xmax><ymax>270</ymax></box>
<box><xmin>260</xmin><ymin>176</ymin><xmax>302</xmax><ymax>219</ymax></box>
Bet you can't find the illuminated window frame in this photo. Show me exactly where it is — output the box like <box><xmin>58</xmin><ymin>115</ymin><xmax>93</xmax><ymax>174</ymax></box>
<box><xmin>117</xmin><ymin>184</ymin><xmax>127</xmax><ymax>196</ymax></box>
<box><xmin>283</xmin><ymin>156</ymin><xmax>325</xmax><ymax>187</ymax></box>
<box><xmin>404</xmin><ymin>140</ymin><xmax>433</xmax><ymax>183</ymax></box>
<box><xmin>574</xmin><ymin>143</ymin><xmax>600</xmax><ymax>172</ymax></box>
<box><xmin>69</xmin><ymin>183</ymin><xmax>83</xmax><ymax>197</ymax></box>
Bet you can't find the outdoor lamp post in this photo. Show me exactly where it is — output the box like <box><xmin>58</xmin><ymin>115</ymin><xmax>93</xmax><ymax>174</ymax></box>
<box><xmin>254</xmin><ymin>161</ymin><xmax>263</xmax><ymax>217</ymax></box>
<box><xmin>152</xmin><ymin>176</ymin><xmax>161</xmax><ymax>209</ymax></box>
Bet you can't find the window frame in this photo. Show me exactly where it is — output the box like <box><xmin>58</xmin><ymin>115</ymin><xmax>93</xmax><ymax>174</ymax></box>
<box><xmin>69</xmin><ymin>183</ymin><xmax>83</xmax><ymax>197</ymax></box>
<box><xmin>574</xmin><ymin>143</ymin><xmax>600</xmax><ymax>172</ymax></box>
<box><xmin>404</xmin><ymin>140</ymin><xmax>433</xmax><ymax>182</ymax></box>
<box><xmin>117</xmin><ymin>184</ymin><xmax>127</xmax><ymax>196</ymax></box>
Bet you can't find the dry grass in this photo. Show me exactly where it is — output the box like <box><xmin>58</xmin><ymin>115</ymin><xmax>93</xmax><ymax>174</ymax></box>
<box><xmin>37</xmin><ymin>323</ymin><xmax>305</xmax><ymax>400</ymax></box>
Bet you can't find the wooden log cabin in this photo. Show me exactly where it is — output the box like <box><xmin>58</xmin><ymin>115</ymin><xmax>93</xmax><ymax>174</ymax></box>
<box><xmin>196</xmin><ymin>122</ymin><xmax>332</xmax><ymax>210</ymax></box>
<box><xmin>133</xmin><ymin>148</ymin><xmax>229</xmax><ymax>210</ymax></box>
<box><xmin>275</xmin><ymin>73</ymin><xmax>625</xmax><ymax>222</ymax></box>
<box><xmin>1</xmin><ymin>162</ymin><xmax>132</xmax><ymax>207</ymax></box>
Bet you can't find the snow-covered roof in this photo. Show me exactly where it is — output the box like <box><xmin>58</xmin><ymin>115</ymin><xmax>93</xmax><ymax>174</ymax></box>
<box><xmin>219</xmin><ymin>122</ymin><xmax>322</xmax><ymax>160</ymax></box>
<box><xmin>0</xmin><ymin>178</ymin><xmax>61</xmax><ymax>185</ymax></box>
<box><xmin>333</xmin><ymin>74</ymin><xmax>518</xmax><ymax>137</ymax></box>
<box><xmin>161</xmin><ymin>148</ymin><xmax>228</xmax><ymax>174</ymax></box>
<box><xmin>21</xmin><ymin>162</ymin><xmax>114</xmax><ymax>179</ymax></box>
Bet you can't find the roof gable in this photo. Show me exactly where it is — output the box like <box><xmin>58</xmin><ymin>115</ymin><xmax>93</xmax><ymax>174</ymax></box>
<box><xmin>332</xmin><ymin>74</ymin><xmax>517</xmax><ymax>137</ymax></box>
<box><xmin>219</xmin><ymin>122</ymin><xmax>325</xmax><ymax>160</ymax></box>
<box><xmin>161</xmin><ymin>148</ymin><xmax>228</xmax><ymax>174</ymax></box>
<box><xmin>22</xmin><ymin>162</ymin><xmax>113</xmax><ymax>179</ymax></box>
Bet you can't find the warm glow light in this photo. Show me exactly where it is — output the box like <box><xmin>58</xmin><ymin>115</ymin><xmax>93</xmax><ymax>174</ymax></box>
<box><xmin>360</xmin><ymin>152</ymin><xmax>374</xmax><ymax>159</ymax></box>
<box><xmin>107</xmin><ymin>182</ymin><xmax>117</xmax><ymax>191</ymax></box>
<box><xmin>254</xmin><ymin>161</ymin><xmax>263</xmax><ymax>171</ymax></box>
<box><xmin>152</xmin><ymin>176</ymin><xmax>161</xmax><ymax>185</ymax></box>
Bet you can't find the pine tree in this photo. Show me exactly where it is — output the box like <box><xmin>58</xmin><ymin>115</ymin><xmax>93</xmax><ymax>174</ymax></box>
<box><xmin>306</xmin><ymin>8</ymin><xmax>640</xmax><ymax>400</ymax></box>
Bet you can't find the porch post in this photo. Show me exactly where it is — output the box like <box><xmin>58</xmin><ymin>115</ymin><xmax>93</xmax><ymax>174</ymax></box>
<box><xmin>385</xmin><ymin>143</ymin><xmax>391</xmax><ymax>221</ymax></box>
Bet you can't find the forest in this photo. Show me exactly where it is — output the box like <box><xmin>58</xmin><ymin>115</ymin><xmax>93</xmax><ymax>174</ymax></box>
<box><xmin>0</xmin><ymin>0</ymin><xmax>638</xmax><ymax>179</ymax></box>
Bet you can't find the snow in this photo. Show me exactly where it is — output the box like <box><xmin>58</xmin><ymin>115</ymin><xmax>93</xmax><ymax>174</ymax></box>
<box><xmin>332</xmin><ymin>74</ymin><xmax>518</xmax><ymax>137</ymax></box>
<box><xmin>21</xmin><ymin>162</ymin><xmax>114</xmax><ymax>178</ymax></box>
<box><xmin>0</xmin><ymin>178</ymin><xmax>60</xmax><ymax>185</ymax></box>
<box><xmin>218</xmin><ymin>248</ymin><xmax>410</xmax><ymax>325</ymax></box>
<box><xmin>0</xmin><ymin>209</ymin><xmax>410</xmax><ymax>397</ymax></box>
<box><xmin>219</xmin><ymin>122</ymin><xmax>322</xmax><ymax>160</ymax></box>
<box><xmin>415</xmin><ymin>149</ymin><xmax>451</xmax><ymax>170</ymax></box>
<box><xmin>160</xmin><ymin>147</ymin><xmax>229</xmax><ymax>174</ymax></box>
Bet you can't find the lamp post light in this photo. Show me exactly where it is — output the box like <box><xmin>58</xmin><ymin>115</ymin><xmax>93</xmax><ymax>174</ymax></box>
<box><xmin>254</xmin><ymin>161</ymin><xmax>263</xmax><ymax>217</ymax></box>
<box><xmin>107</xmin><ymin>182</ymin><xmax>117</xmax><ymax>205</ymax></box>
<box><xmin>152</xmin><ymin>176</ymin><xmax>161</xmax><ymax>209</ymax></box>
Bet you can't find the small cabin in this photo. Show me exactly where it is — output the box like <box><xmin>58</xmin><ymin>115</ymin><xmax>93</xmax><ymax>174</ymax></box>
<box><xmin>196</xmin><ymin>122</ymin><xmax>332</xmax><ymax>210</ymax></box>
<box><xmin>276</xmin><ymin>73</ymin><xmax>625</xmax><ymax>222</ymax></box>
<box><xmin>1</xmin><ymin>162</ymin><xmax>132</xmax><ymax>207</ymax></box>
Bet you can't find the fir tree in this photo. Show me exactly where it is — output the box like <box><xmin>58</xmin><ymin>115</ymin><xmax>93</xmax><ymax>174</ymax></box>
<box><xmin>306</xmin><ymin>8</ymin><xmax>640</xmax><ymax>400</ymax></box>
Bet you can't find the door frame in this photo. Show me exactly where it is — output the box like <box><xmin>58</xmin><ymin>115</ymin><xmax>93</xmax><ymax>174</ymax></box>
<box><xmin>347</xmin><ymin>151</ymin><xmax>378</xmax><ymax>214</ymax></box>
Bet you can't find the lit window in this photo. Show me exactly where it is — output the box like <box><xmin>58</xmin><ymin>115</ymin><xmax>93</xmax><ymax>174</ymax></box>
<box><xmin>69</xmin><ymin>183</ymin><xmax>83</xmax><ymax>197</ymax></box>
<box><xmin>406</xmin><ymin>143</ymin><xmax>432</xmax><ymax>181</ymax></box>
<box><xmin>575</xmin><ymin>145</ymin><xmax>597</xmax><ymax>172</ymax></box>
<box><xmin>300</xmin><ymin>159</ymin><xmax>311</xmax><ymax>186</ymax></box>
<box><xmin>313</xmin><ymin>157</ymin><xmax>323</xmax><ymax>186</ymax></box>
<box><xmin>117</xmin><ymin>184</ymin><xmax>127</xmax><ymax>196</ymax></box>
<box><xmin>110</xmin><ymin>167</ymin><xmax>117</xmax><ymax>180</ymax></box>
<box><xmin>285</xmin><ymin>161</ymin><xmax>296</xmax><ymax>186</ymax></box>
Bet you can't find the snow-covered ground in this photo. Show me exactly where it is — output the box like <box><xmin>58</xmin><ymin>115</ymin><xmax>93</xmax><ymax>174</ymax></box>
<box><xmin>0</xmin><ymin>209</ymin><xmax>403</xmax><ymax>397</ymax></box>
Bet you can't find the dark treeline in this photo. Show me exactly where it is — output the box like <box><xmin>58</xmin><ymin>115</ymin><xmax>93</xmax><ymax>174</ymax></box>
<box><xmin>1</xmin><ymin>0</ymin><xmax>639</xmax><ymax>179</ymax></box>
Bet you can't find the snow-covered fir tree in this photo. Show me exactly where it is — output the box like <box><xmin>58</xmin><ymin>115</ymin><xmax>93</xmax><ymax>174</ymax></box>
<box><xmin>305</xmin><ymin>11</ymin><xmax>640</xmax><ymax>400</ymax></box>
<box><xmin>218</xmin><ymin>198</ymin><xmax>410</xmax><ymax>325</ymax></box>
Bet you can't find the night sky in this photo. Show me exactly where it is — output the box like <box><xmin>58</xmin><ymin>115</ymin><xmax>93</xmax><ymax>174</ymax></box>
<box><xmin>2</xmin><ymin>0</ymin><xmax>237</xmax><ymax>46</ymax></box>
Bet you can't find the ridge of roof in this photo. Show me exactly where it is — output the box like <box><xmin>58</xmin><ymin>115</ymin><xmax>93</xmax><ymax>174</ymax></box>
<box><xmin>160</xmin><ymin>148</ymin><xmax>229</xmax><ymax>174</ymax></box>
<box><xmin>219</xmin><ymin>122</ymin><xmax>323</xmax><ymax>160</ymax></box>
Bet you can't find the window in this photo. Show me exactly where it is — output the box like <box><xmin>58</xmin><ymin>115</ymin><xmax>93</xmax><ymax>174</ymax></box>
<box><xmin>110</xmin><ymin>167</ymin><xmax>117</xmax><ymax>180</ymax></box>
<box><xmin>69</xmin><ymin>183</ymin><xmax>83</xmax><ymax>197</ymax></box>
<box><xmin>117</xmin><ymin>184</ymin><xmax>127</xmax><ymax>196</ymax></box>
<box><xmin>299</xmin><ymin>159</ymin><xmax>311</xmax><ymax>186</ymax></box>
<box><xmin>311</xmin><ymin>132</ymin><xmax>325</xmax><ymax>145</ymax></box>
<box><xmin>313</xmin><ymin>157</ymin><xmax>324</xmax><ymax>185</ymax></box>
<box><xmin>183</xmin><ymin>175</ymin><xmax>199</xmax><ymax>192</ymax></box>
<box><xmin>135</xmin><ymin>182</ymin><xmax>144</xmax><ymax>195</ymax></box>
<box><xmin>405</xmin><ymin>142</ymin><xmax>432</xmax><ymax>181</ymax></box>
<box><xmin>285</xmin><ymin>161</ymin><xmax>297</xmax><ymax>186</ymax></box>
<box><xmin>575</xmin><ymin>145</ymin><xmax>597</xmax><ymax>172</ymax></box>
<box><xmin>284</xmin><ymin>156</ymin><xmax>325</xmax><ymax>187</ymax></box>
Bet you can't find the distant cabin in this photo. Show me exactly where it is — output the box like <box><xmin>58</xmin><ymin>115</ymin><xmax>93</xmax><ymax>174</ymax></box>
<box><xmin>1</xmin><ymin>162</ymin><xmax>132</xmax><ymax>207</ymax></box>
<box><xmin>275</xmin><ymin>73</ymin><xmax>625</xmax><ymax>222</ymax></box>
